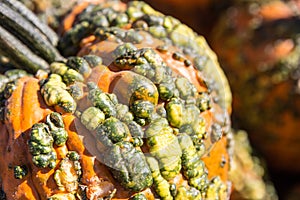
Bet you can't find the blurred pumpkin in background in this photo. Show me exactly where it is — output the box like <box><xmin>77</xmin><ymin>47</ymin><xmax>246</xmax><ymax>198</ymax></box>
<box><xmin>210</xmin><ymin>0</ymin><xmax>300</xmax><ymax>174</ymax></box>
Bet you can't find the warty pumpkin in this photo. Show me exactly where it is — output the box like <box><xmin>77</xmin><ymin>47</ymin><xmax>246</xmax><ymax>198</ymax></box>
<box><xmin>0</xmin><ymin>0</ymin><xmax>233</xmax><ymax>199</ymax></box>
<box><xmin>210</xmin><ymin>0</ymin><xmax>300</xmax><ymax>173</ymax></box>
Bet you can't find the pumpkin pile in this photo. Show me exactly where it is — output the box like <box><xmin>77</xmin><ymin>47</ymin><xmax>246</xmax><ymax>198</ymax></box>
<box><xmin>0</xmin><ymin>0</ymin><xmax>233</xmax><ymax>199</ymax></box>
<box><xmin>211</xmin><ymin>0</ymin><xmax>300</xmax><ymax>174</ymax></box>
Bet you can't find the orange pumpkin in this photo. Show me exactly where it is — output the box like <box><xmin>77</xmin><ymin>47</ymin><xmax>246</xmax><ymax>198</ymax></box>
<box><xmin>0</xmin><ymin>0</ymin><xmax>233</xmax><ymax>199</ymax></box>
<box><xmin>210</xmin><ymin>0</ymin><xmax>300</xmax><ymax>173</ymax></box>
<box><xmin>0</xmin><ymin>73</ymin><xmax>231</xmax><ymax>199</ymax></box>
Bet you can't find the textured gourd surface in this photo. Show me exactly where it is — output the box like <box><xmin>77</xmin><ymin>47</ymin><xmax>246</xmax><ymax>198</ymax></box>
<box><xmin>0</xmin><ymin>0</ymin><xmax>233</xmax><ymax>199</ymax></box>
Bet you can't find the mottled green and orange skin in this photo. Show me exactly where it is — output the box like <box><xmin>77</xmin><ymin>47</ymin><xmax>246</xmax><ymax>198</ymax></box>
<box><xmin>61</xmin><ymin>0</ymin><xmax>231</xmax><ymax>198</ymax></box>
<box><xmin>0</xmin><ymin>0</ymin><xmax>233</xmax><ymax>199</ymax></box>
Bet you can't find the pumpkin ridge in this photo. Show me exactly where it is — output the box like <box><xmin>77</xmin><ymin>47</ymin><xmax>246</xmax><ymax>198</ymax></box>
<box><xmin>5</xmin><ymin>76</ymin><xmax>28</xmax><ymax>139</ymax></box>
<box><xmin>21</xmin><ymin>78</ymin><xmax>35</xmax><ymax>133</ymax></box>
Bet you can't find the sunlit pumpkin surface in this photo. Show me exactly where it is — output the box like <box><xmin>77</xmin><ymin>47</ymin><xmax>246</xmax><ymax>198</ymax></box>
<box><xmin>0</xmin><ymin>0</ymin><xmax>233</xmax><ymax>199</ymax></box>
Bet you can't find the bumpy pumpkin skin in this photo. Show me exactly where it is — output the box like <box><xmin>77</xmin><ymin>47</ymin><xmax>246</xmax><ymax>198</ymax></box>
<box><xmin>0</xmin><ymin>1</ymin><xmax>233</xmax><ymax>199</ymax></box>
<box><xmin>0</xmin><ymin>62</ymin><xmax>231</xmax><ymax>199</ymax></box>
<box><xmin>211</xmin><ymin>0</ymin><xmax>300</xmax><ymax>173</ymax></box>
<box><xmin>64</xmin><ymin>0</ymin><xmax>231</xmax><ymax>197</ymax></box>
<box><xmin>68</xmin><ymin>0</ymin><xmax>232</xmax><ymax>183</ymax></box>
<box><xmin>0</xmin><ymin>76</ymin><xmax>117</xmax><ymax>199</ymax></box>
